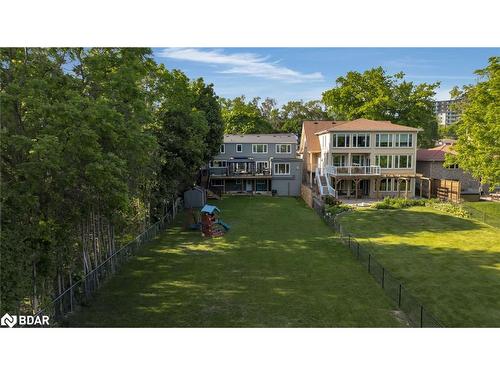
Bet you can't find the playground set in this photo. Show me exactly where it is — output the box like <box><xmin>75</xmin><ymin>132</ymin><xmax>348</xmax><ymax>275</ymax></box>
<box><xmin>187</xmin><ymin>204</ymin><xmax>230</xmax><ymax>238</ymax></box>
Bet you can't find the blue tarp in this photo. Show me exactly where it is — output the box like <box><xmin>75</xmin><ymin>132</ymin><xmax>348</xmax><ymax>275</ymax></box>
<box><xmin>201</xmin><ymin>204</ymin><xmax>220</xmax><ymax>214</ymax></box>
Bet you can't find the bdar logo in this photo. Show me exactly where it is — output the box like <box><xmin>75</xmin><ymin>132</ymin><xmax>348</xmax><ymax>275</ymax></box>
<box><xmin>1</xmin><ymin>313</ymin><xmax>17</xmax><ymax>328</ymax></box>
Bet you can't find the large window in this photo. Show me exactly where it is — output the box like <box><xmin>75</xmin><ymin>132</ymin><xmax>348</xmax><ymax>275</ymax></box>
<box><xmin>274</xmin><ymin>163</ymin><xmax>290</xmax><ymax>175</ymax></box>
<box><xmin>380</xmin><ymin>178</ymin><xmax>393</xmax><ymax>192</ymax></box>
<box><xmin>376</xmin><ymin>134</ymin><xmax>393</xmax><ymax>147</ymax></box>
<box><xmin>396</xmin><ymin>133</ymin><xmax>413</xmax><ymax>147</ymax></box>
<box><xmin>209</xmin><ymin>160</ymin><xmax>227</xmax><ymax>168</ymax></box>
<box><xmin>236</xmin><ymin>144</ymin><xmax>243</xmax><ymax>153</ymax></box>
<box><xmin>220</xmin><ymin>144</ymin><xmax>225</xmax><ymax>154</ymax></box>
<box><xmin>252</xmin><ymin>144</ymin><xmax>268</xmax><ymax>153</ymax></box>
<box><xmin>332</xmin><ymin>154</ymin><xmax>346</xmax><ymax>166</ymax></box>
<box><xmin>333</xmin><ymin>134</ymin><xmax>350</xmax><ymax>148</ymax></box>
<box><xmin>395</xmin><ymin>155</ymin><xmax>412</xmax><ymax>168</ymax></box>
<box><xmin>375</xmin><ymin>155</ymin><xmax>393</xmax><ymax>168</ymax></box>
<box><xmin>352</xmin><ymin>133</ymin><xmax>370</xmax><ymax>147</ymax></box>
<box><xmin>276</xmin><ymin>144</ymin><xmax>292</xmax><ymax>153</ymax></box>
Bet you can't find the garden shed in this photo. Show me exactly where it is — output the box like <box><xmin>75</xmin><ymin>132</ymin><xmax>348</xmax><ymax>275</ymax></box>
<box><xmin>183</xmin><ymin>186</ymin><xmax>207</xmax><ymax>208</ymax></box>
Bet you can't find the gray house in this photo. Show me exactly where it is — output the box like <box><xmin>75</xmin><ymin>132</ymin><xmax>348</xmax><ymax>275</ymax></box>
<box><xmin>207</xmin><ymin>134</ymin><xmax>303</xmax><ymax>196</ymax></box>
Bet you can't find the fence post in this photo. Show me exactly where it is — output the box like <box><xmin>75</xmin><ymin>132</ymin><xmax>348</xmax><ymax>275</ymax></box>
<box><xmin>357</xmin><ymin>243</ymin><xmax>360</xmax><ymax>259</ymax></box>
<box><xmin>420</xmin><ymin>305</ymin><xmax>424</xmax><ymax>328</ymax></box>
<box><xmin>398</xmin><ymin>284</ymin><xmax>402</xmax><ymax>307</ymax></box>
<box><xmin>368</xmin><ymin>253</ymin><xmax>371</xmax><ymax>273</ymax></box>
<box><xmin>348</xmin><ymin>234</ymin><xmax>351</xmax><ymax>248</ymax></box>
<box><xmin>382</xmin><ymin>267</ymin><xmax>385</xmax><ymax>289</ymax></box>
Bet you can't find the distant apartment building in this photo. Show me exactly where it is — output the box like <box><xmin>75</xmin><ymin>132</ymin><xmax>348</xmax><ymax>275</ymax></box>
<box><xmin>434</xmin><ymin>99</ymin><xmax>461</xmax><ymax>126</ymax></box>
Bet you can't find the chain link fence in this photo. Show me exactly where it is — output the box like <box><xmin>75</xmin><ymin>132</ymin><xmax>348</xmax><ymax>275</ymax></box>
<box><xmin>462</xmin><ymin>204</ymin><xmax>499</xmax><ymax>228</ymax></box>
<box><xmin>33</xmin><ymin>198</ymin><xmax>182</xmax><ymax>325</ymax></box>
<box><xmin>313</xmin><ymin>200</ymin><xmax>442</xmax><ymax>327</ymax></box>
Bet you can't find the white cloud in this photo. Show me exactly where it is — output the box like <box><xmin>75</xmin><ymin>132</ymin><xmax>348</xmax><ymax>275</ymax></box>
<box><xmin>157</xmin><ymin>48</ymin><xmax>324</xmax><ymax>83</ymax></box>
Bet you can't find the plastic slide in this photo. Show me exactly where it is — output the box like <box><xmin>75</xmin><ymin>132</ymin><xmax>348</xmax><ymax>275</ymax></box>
<box><xmin>216</xmin><ymin>219</ymin><xmax>230</xmax><ymax>231</ymax></box>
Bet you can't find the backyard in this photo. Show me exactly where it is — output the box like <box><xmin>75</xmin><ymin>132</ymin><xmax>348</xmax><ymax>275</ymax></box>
<box><xmin>463</xmin><ymin>200</ymin><xmax>500</xmax><ymax>227</ymax></box>
<box><xmin>339</xmin><ymin>206</ymin><xmax>500</xmax><ymax>327</ymax></box>
<box><xmin>68</xmin><ymin>196</ymin><xmax>402</xmax><ymax>327</ymax></box>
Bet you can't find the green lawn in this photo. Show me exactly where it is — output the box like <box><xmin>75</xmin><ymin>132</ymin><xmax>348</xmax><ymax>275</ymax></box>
<box><xmin>68</xmin><ymin>196</ymin><xmax>401</xmax><ymax>327</ymax></box>
<box><xmin>463</xmin><ymin>201</ymin><xmax>500</xmax><ymax>227</ymax></box>
<box><xmin>339</xmin><ymin>207</ymin><xmax>500</xmax><ymax>327</ymax></box>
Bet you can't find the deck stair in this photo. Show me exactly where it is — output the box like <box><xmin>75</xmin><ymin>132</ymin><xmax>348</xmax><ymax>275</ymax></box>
<box><xmin>315</xmin><ymin>168</ymin><xmax>337</xmax><ymax>198</ymax></box>
<box><xmin>206</xmin><ymin>189</ymin><xmax>221</xmax><ymax>200</ymax></box>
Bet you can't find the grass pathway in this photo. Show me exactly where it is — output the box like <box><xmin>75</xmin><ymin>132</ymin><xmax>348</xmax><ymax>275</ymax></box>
<box><xmin>69</xmin><ymin>196</ymin><xmax>401</xmax><ymax>327</ymax></box>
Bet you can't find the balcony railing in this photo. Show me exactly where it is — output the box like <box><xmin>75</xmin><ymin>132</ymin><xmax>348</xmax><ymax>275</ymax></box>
<box><xmin>209</xmin><ymin>167</ymin><xmax>271</xmax><ymax>177</ymax></box>
<box><xmin>325</xmin><ymin>165</ymin><xmax>381</xmax><ymax>176</ymax></box>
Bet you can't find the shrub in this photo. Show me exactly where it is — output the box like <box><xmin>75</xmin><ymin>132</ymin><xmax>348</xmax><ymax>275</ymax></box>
<box><xmin>373</xmin><ymin>197</ymin><xmax>471</xmax><ymax>218</ymax></box>
<box><xmin>373</xmin><ymin>197</ymin><xmax>426</xmax><ymax>209</ymax></box>
<box><xmin>325</xmin><ymin>203</ymin><xmax>352</xmax><ymax>216</ymax></box>
<box><xmin>425</xmin><ymin>201</ymin><xmax>471</xmax><ymax>218</ymax></box>
<box><xmin>323</xmin><ymin>195</ymin><xmax>340</xmax><ymax>206</ymax></box>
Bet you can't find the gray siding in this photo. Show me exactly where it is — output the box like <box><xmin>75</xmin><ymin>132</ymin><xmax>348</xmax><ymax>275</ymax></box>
<box><xmin>271</xmin><ymin>160</ymin><xmax>303</xmax><ymax>196</ymax></box>
<box><xmin>215</xmin><ymin>141</ymin><xmax>297</xmax><ymax>161</ymax></box>
<box><xmin>416</xmin><ymin>161</ymin><xmax>481</xmax><ymax>193</ymax></box>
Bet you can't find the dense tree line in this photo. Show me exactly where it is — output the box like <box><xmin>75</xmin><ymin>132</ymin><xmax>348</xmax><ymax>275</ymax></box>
<box><xmin>220</xmin><ymin>96</ymin><xmax>330</xmax><ymax>135</ymax></box>
<box><xmin>0</xmin><ymin>48</ymin><xmax>223</xmax><ymax>314</ymax></box>
<box><xmin>220</xmin><ymin>69</ymin><xmax>440</xmax><ymax>147</ymax></box>
<box><xmin>447</xmin><ymin>57</ymin><xmax>499</xmax><ymax>188</ymax></box>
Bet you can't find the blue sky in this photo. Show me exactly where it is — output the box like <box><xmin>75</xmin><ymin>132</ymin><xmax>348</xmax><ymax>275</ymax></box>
<box><xmin>153</xmin><ymin>48</ymin><xmax>499</xmax><ymax>105</ymax></box>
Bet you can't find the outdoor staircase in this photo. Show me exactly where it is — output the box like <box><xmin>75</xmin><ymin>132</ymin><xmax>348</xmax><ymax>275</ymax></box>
<box><xmin>315</xmin><ymin>167</ymin><xmax>337</xmax><ymax>198</ymax></box>
<box><xmin>206</xmin><ymin>189</ymin><xmax>221</xmax><ymax>200</ymax></box>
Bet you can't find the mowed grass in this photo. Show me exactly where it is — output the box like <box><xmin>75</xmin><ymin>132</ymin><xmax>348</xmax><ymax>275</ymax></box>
<box><xmin>463</xmin><ymin>201</ymin><xmax>500</xmax><ymax>227</ymax></box>
<box><xmin>68</xmin><ymin>196</ymin><xmax>401</xmax><ymax>327</ymax></box>
<box><xmin>339</xmin><ymin>207</ymin><xmax>500</xmax><ymax>327</ymax></box>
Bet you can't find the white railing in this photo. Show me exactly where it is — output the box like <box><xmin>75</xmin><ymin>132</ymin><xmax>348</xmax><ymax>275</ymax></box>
<box><xmin>316</xmin><ymin>167</ymin><xmax>337</xmax><ymax>198</ymax></box>
<box><xmin>325</xmin><ymin>165</ymin><xmax>381</xmax><ymax>176</ymax></box>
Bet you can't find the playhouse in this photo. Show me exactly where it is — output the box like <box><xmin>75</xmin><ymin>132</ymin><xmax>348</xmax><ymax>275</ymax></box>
<box><xmin>200</xmin><ymin>204</ymin><xmax>230</xmax><ymax>238</ymax></box>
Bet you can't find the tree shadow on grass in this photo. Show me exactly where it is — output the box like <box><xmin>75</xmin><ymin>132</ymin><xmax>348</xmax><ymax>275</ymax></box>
<box><xmin>67</xmin><ymin>223</ymin><xmax>403</xmax><ymax>328</ymax></box>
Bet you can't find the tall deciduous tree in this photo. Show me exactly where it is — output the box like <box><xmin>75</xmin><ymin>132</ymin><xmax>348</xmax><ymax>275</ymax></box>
<box><xmin>220</xmin><ymin>96</ymin><xmax>274</xmax><ymax>134</ymax></box>
<box><xmin>446</xmin><ymin>57</ymin><xmax>500</xmax><ymax>188</ymax></box>
<box><xmin>322</xmin><ymin>67</ymin><xmax>440</xmax><ymax>147</ymax></box>
<box><xmin>278</xmin><ymin>100</ymin><xmax>330</xmax><ymax>135</ymax></box>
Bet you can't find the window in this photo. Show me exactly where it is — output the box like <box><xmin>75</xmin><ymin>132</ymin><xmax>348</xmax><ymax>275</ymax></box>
<box><xmin>352</xmin><ymin>133</ymin><xmax>370</xmax><ymax>147</ymax></box>
<box><xmin>332</xmin><ymin>154</ymin><xmax>346</xmax><ymax>167</ymax></box>
<box><xmin>380</xmin><ymin>178</ymin><xmax>393</xmax><ymax>192</ymax></box>
<box><xmin>376</xmin><ymin>134</ymin><xmax>393</xmax><ymax>147</ymax></box>
<box><xmin>276</xmin><ymin>144</ymin><xmax>292</xmax><ymax>153</ymax></box>
<box><xmin>375</xmin><ymin>155</ymin><xmax>393</xmax><ymax>168</ymax></box>
<box><xmin>445</xmin><ymin>163</ymin><xmax>459</xmax><ymax>169</ymax></box>
<box><xmin>252</xmin><ymin>144</ymin><xmax>268</xmax><ymax>153</ymax></box>
<box><xmin>219</xmin><ymin>144</ymin><xmax>225</xmax><ymax>154</ymax></box>
<box><xmin>333</xmin><ymin>133</ymin><xmax>350</xmax><ymax>148</ymax></box>
<box><xmin>395</xmin><ymin>155</ymin><xmax>412</xmax><ymax>168</ymax></box>
<box><xmin>236</xmin><ymin>144</ymin><xmax>243</xmax><ymax>153</ymax></box>
<box><xmin>274</xmin><ymin>163</ymin><xmax>290</xmax><ymax>175</ymax></box>
<box><xmin>397</xmin><ymin>179</ymin><xmax>411</xmax><ymax>192</ymax></box>
<box><xmin>396</xmin><ymin>133</ymin><xmax>413</xmax><ymax>147</ymax></box>
<box><xmin>209</xmin><ymin>160</ymin><xmax>227</xmax><ymax>168</ymax></box>
<box><xmin>256</xmin><ymin>161</ymin><xmax>269</xmax><ymax>173</ymax></box>
<box><xmin>256</xmin><ymin>180</ymin><xmax>268</xmax><ymax>191</ymax></box>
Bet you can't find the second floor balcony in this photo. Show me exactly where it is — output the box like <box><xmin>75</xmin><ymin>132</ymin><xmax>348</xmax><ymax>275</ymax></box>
<box><xmin>325</xmin><ymin>165</ymin><xmax>381</xmax><ymax>176</ymax></box>
<box><xmin>209</xmin><ymin>159</ymin><xmax>271</xmax><ymax>177</ymax></box>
